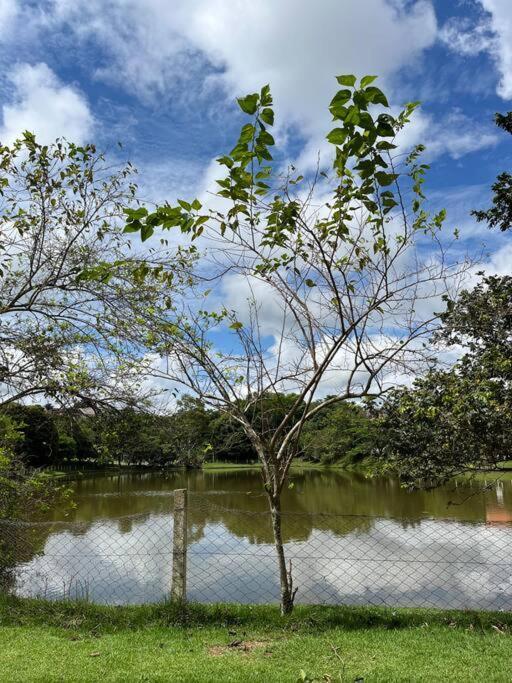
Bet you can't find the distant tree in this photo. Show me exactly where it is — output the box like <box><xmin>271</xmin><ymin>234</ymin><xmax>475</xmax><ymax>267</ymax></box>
<box><xmin>301</xmin><ymin>401</ymin><xmax>377</xmax><ymax>465</ymax></box>
<box><xmin>127</xmin><ymin>75</ymin><xmax>468</xmax><ymax>613</ymax></box>
<box><xmin>164</xmin><ymin>396</ymin><xmax>212</xmax><ymax>468</ymax></box>
<box><xmin>208</xmin><ymin>410</ymin><xmax>255</xmax><ymax>463</ymax></box>
<box><xmin>92</xmin><ymin>408</ymin><xmax>164</xmax><ymax>467</ymax></box>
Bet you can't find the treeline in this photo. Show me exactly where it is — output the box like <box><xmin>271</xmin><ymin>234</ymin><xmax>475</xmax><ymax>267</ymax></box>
<box><xmin>0</xmin><ymin>395</ymin><xmax>378</xmax><ymax>470</ymax></box>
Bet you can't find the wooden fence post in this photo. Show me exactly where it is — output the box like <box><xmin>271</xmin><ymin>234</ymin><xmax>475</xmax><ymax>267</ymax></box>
<box><xmin>171</xmin><ymin>488</ymin><xmax>188</xmax><ymax>602</ymax></box>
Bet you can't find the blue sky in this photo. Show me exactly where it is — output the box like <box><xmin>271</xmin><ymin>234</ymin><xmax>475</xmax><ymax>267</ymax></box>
<box><xmin>0</xmin><ymin>0</ymin><xmax>511</xmax><ymax>260</ymax></box>
<box><xmin>2</xmin><ymin>0</ymin><xmax>511</xmax><ymax>402</ymax></box>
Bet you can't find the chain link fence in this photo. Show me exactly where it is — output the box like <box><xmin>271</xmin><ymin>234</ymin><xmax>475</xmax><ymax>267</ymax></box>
<box><xmin>2</xmin><ymin>489</ymin><xmax>512</xmax><ymax>610</ymax></box>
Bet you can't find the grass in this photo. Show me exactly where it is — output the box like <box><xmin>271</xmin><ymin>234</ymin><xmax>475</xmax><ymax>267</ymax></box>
<box><xmin>2</xmin><ymin>597</ymin><xmax>512</xmax><ymax>682</ymax></box>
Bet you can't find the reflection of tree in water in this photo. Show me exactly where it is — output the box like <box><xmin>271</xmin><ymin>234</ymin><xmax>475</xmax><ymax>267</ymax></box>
<box><xmin>41</xmin><ymin>468</ymin><xmax>503</xmax><ymax>527</ymax></box>
<box><xmin>35</xmin><ymin>468</ymin><xmax>510</xmax><ymax>549</ymax></box>
<box><xmin>0</xmin><ymin>520</ymin><xmax>58</xmax><ymax>593</ymax></box>
<box><xmin>5</xmin><ymin>468</ymin><xmax>509</xmax><ymax>596</ymax></box>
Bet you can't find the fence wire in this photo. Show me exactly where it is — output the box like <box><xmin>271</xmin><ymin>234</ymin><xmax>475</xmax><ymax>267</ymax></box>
<box><xmin>2</xmin><ymin>491</ymin><xmax>512</xmax><ymax>610</ymax></box>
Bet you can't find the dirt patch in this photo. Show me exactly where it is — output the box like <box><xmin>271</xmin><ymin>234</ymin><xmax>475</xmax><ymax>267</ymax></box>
<box><xmin>208</xmin><ymin>640</ymin><xmax>270</xmax><ymax>657</ymax></box>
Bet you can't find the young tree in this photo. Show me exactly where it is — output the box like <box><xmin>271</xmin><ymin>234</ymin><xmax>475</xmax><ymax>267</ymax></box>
<box><xmin>126</xmin><ymin>76</ymin><xmax>469</xmax><ymax>613</ymax></box>
<box><xmin>0</xmin><ymin>133</ymin><xmax>189</xmax><ymax>410</ymax></box>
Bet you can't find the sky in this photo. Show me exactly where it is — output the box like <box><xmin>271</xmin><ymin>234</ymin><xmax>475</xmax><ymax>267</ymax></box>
<box><xmin>1</xmin><ymin>0</ymin><xmax>511</xmax><ymax>401</ymax></box>
<box><xmin>0</xmin><ymin>0</ymin><xmax>511</xmax><ymax>237</ymax></box>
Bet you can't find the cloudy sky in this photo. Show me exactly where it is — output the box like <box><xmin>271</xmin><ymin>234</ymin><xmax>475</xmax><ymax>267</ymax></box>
<box><xmin>1</xmin><ymin>0</ymin><xmax>511</xmax><ymax>401</ymax></box>
<box><xmin>0</xmin><ymin>0</ymin><xmax>511</xmax><ymax>234</ymax></box>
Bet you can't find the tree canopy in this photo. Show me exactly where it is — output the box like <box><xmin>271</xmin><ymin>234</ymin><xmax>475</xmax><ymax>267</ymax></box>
<box><xmin>0</xmin><ymin>133</ymin><xmax>189</xmax><ymax>410</ymax></box>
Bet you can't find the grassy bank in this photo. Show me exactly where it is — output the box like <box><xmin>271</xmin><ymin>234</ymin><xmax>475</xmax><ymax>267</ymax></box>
<box><xmin>2</xmin><ymin>597</ymin><xmax>512</xmax><ymax>682</ymax></box>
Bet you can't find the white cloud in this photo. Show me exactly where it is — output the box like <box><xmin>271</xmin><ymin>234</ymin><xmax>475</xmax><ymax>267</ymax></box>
<box><xmin>441</xmin><ymin>2</ymin><xmax>512</xmax><ymax>101</ymax></box>
<box><xmin>479</xmin><ymin>0</ymin><xmax>512</xmax><ymax>99</ymax></box>
<box><xmin>475</xmin><ymin>241</ymin><xmax>512</xmax><ymax>279</ymax></box>
<box><xmin>0</xmin><ymin>62</ymin><xmax>94</xmax><ymax>145</ymax></box>
<box><xmin>182</xmin><ymin>0</ymin><xmax>437</xmax><ymax>132</ymax></box>
<box><xmin>396</xmin><ymin>107</ymin><xmax>499</xmax><ymax>161</ymax></box>
<box><xmin>47</xmin><ymin>1</ymin><xmax>437</xmax><ymax>138</ymax></box>
<box><xmin>439</xmin><ymin>15</ymin><xmax>495</xmax><ymax>56</ymax></box>
<box><xmin>0</xmin><ymin>0</ymin><xmax>18</xmax><ymax>40</ymax></box>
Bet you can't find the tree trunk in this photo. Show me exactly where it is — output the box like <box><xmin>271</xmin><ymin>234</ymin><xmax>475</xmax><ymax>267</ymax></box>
<box><xmin>268</xmin><ymin>493</ymin><xmax>296</xmax><ymax>615</ymax></box>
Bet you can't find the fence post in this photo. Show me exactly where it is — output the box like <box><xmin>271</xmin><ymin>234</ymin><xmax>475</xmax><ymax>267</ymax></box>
<box><xmin>171</xmin><ymin>488</ymin><xmax>188</xmax><ymax>602</ymax></box>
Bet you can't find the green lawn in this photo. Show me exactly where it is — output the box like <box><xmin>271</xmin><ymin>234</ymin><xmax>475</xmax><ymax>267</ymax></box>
<box><xmin>1</xmin><ymin>598</ymin><xmax>512</xmax><ymax>681</ymax></box>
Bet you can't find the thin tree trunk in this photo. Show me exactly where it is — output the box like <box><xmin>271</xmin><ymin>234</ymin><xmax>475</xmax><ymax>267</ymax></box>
<box><xmin>268</xmin><ymin>493</ymin><xmax>296</xmax><ymax>615</ymax></box>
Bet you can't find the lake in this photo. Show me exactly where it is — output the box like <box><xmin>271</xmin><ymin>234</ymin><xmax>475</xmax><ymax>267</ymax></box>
<box><xmin>4</xmin><ymin>467</ymin><xmax>512</xmax><ymax>610</ymax></box>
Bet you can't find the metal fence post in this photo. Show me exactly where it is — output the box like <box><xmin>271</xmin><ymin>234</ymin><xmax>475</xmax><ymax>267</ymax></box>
<box><xmin>171</xmin><ymin>488</ymin><xmax>188</xmax><ymax>602</ymax></box>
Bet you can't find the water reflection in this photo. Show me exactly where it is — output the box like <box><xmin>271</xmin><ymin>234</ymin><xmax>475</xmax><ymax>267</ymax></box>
<box><xmin>5</xmin><ymin>469</ymin><xmax>512</xmax><ymax>609</ymax></box>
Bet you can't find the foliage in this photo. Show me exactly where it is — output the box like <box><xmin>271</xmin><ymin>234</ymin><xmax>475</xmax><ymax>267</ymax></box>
<box><xmin>378</xmin><ymin>274</ymin><xmax>512</xmax><ymax>486</ymax></box>
<box><xmin>472</xmin><ymin>112</ymin><xmax>512</xmax><ymax>231</ymax></box>
<box><xmin>0</xmin><ymin>396</ymin><xmax>378</xmax><ymax>470</ymax></box>
<box><xmin>1</xmin><ymin>404</ymin><xmax>59</xmax><ymax>467</ymax></box>
<box><xmin>300</xmin><ymin>401</ymin><xmax>377</xmax><ymax>465</ymax></box>
<box><xmin>162</xmin><ymin>396</ymin><xmax>212</xmax><ymax>467</ymax></box>
<box><xmin>90</xmin><ymin>408</ymin><xmax>164</xmax><ymax>466</ymax></box>
<box><xmin>0</xmin><ymin>133</ymin><xmax>189</xmax><ymax>409</ymax></box>
<box><xmin>0</xmin><ymin>412</ymin><xmax>72</xmax><ymax>519</ymax></box>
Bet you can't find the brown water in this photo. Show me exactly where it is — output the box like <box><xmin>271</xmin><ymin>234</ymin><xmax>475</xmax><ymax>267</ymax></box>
<box><xmin>6</xmin><ymin>468</ymin><xmax>512</xmax><ymax>609</ymax></box>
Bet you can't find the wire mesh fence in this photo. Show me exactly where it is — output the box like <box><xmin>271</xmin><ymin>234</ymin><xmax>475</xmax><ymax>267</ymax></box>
<box><xmin>2</xmin><ymin>489</ymin><xmax>512</xmax><ymax>610</ymax></box>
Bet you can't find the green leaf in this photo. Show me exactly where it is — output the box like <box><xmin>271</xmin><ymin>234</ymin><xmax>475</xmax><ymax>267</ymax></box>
<box><xmin>239</xmin><ymin>123</ymin><xmax>255</xmax><ymax>144</ymax></box>
<box><xmin>375</xmin><ymin>172</ymin><xmax>399</xmax><ymax>186</ymax></box>
<box><xmin>217</xmin><ymin>155</ymin><xmax>234</xmax><ymax>168</ymax></box>
<box><xmin>260</xmin><ymin>108</ymin><xmax>274</xmax><ymax>126</ymax></box>
<box><xmin>191</xmin><ymin>198</ymin><xmax>202</xmax><ymax>211</ymax></box>
<box><xmin>326</xmin><ymin>128</ymin><xmax>347</xmax><ymax>145</ymax></box>
<box><xmin>178</xmin><ymin>199</ymin><xmax>191</xmax><ymax>211</ymax></box>
<box><xmin>257</xmin><ymin>130</ymin><xmax>275</xmax><ymax>146</ymax></box>
<box><xmin>376</xmin><ymin>141</ymin><xmax>396</xmax><ymax>151</ymax></box>
<box><xmin>237</xmin><ymin>93</ymin><xmax>259</xmax><ymax>115</ymax></box>
<box><xmin>336</xmin><ymin>75</ymin><xmax>357</xmax><ymax>87</ymax></box>
<box><xmin>124</xmin><ymin>207</ymin><xmax>148</xmax><ymax>220</ymax></box>
<box><xmin>365</xmin><ymin>87</ymin><xmax>389</xmax><ymax>107</ymax></box>
<box><xmin>260</xmin><ymin>84</ymin><xmax>272</xmax><ymax>106</ymax></box>
<box><xmin>141</xmin><ymin>225</ymin><xmax>154</xmax><ymax>242</ymax></box>
<box><xmin>345</xmin><ymin>105</ymin><xmax>360</xmax><ymax>125</ymax></box>
<box><xmin>361</xmin><ymin>75</ymin><xmax>378</xmax><ymax>88</ymax></box>
<box><xmin>329</xmin><ymin>89</ymin><xmax>352</xmax><ymax>109</ymax></box>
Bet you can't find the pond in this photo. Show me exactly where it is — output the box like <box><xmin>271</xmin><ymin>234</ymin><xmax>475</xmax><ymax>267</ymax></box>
<box><xmin>3</xmin><ymin>467</ymin><xmax>512</xmax><ymax>610</ymax></box>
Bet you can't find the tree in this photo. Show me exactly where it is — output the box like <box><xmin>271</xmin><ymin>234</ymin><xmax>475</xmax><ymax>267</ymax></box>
<box><xmin>1</xmin><ymin>403</ymin><xmax>59</xmax><ymax>467</ymax></box>
<box><xmin>378</xmin><ymin>274</ymin><xmax>512</xmax><ymax>486</ymax></box>
<box><xmin>472</xmin><ymin>112</ymin><xmax>512</xmax><ymax>231</ymax></box>
<box><xmin>126</xmin><ymin>75</ymin><xmax>468</xmax><ymax>613</ymax></box>
<box><xmin>0</xmin><ymin>411</ymin><xmax>72</xmax><ymax>519</ymax></box>
<box><xmin>300</xmin><ymin>400</ymin><xmax>377</xmax><ymax>465</ymax></box>
<box><xmin>0</xmin><ymin>133</ymin><xmax>188</xmax><ymax>410</ymax></box>
<box><xmin>378</xmin><ymin>107</ymin><xmax>512</xmax><ymax>488</ymax></box>
<box><xmin>164</xmin><ymin>396</ymin><xmax>212</xmax><ymax>467</ymax></box>
<box><xmin>89</xmin><ymin>408</ymin><xmax>163</xmax><ymax>467</ymax></box>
